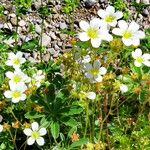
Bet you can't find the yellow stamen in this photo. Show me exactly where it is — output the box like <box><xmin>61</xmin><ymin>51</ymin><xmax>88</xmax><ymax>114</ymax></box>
<box><xmin>13</xmin><ymin>58</ymin><xmax>20</xmax><ymax>65</ymax></box>
<box><xmin>13</xmin><ymin>75</ymin><xmax>21</xmax><ymax>83</ymax></box>
<box><xmin>105</xmin><ymin>15</ymin><xmax>116</xmax><ymax>22</ymax></box>
<box><xmin>87</xmin><ymin>27</ymin><xmax>99</xmax><ymax>39</ymax></box>
<box><xmin>123</xmin><ymin>31</ymin><xmax>132</xmax><ymax>39</ymax></box>
<box><xmin>90</xmin><ymin>68</ymin><xmax>99</xmax><ymax>76</ymax></box>
<box><xmin>12</xmin><ymin>91</ymin><xmax>21</xmax><ymax>98</ymax></box>
<box><xmin>136</xmin><ymin>57</ymin><xmax>143</xmax><ymax>63</ymax></box>
<box><xmin>31</xmin><ymin>131</ymin><xmax>40</xmax><ymax>139</ymax></box>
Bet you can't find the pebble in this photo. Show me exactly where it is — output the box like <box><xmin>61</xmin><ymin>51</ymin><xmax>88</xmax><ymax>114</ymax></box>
<box><xmin>18</xmin><ymin>20</ymin><xmax>26</xmax><ymax>26</ymax></box>
<box><xmin>84</xmin><ymin>0</ymin><xmax>98</xmax><ymax>8</ymax></box>
<box><xmin>59</xmin><ymin>22</ymin><xmax>67</xmax><ymax>29</ymax></box>
<box><xmin>48</xmin><ymin>48</ymin><xmax>55</xmax><ymax>55</ymax></box>
<box><xmin>41</xmin><ymin>33</ymin><xmax>51</xmax><ymax>47</ymax></box>
<box><xmin>35</xmin><ymin>24</ymin><xmax>41</xmax><ymax>34</ymax></box>
<box><xmin>50</xmin><ymin>32</ymin><xmax>57</xmax><ymax>40</ymax></box>
<box><xmin>10</xmin><ymin>17</ymin><xmax>17</xmax><ymax>25</ymax></box>
<box><xmin>142</xmin><ymin>9</ymin><xmax>149</xmax><ymax>16</ymax></box>
<box><xmin>3</xmin><ymin>23</ymin><xmax>13</xmax><ymax>30</ymax></box>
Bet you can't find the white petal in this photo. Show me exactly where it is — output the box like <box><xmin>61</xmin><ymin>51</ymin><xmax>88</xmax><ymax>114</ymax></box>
<box><xmin>16</xmin><ymin>83</ymin><xmax>27</xmax><ymax>92</ymax></box>
<box><xmin>85</xmin><ymin>72</ymin><xmax>93</xmax><ymax>79</ymax></box>
<box><xmin>95</xmin><ymin>75</ymin><xmax>103</xmax><ymax>82</ymax></box>
<box><xmin>93</xmin><ymin>60</ymin><xmax>101</xmax><ymax>69</ymax></box>
<box><xmin>5</xmin><ymin>71</ymin><xmax>14</xmax><ymax>79</ymax></box>
<box><xmin>97</xmin><ymin>9</ymin><xmax>107</xmax><ymax>18</ymax></box>
<box><xmin>132</xmin><ymin>38</ymin><xmax>140</xmax><ymax>46</ymax></box>
<box><xmin>108</xmin><ymin>21</ymin><xmax>117</xmax><ymax>27</ymax></box>
<box><xmin>112</xmin><ymin>28</ymin><xmax>122</xmax><ymax>36</ymax></box>
<box><xmin>20</xmin><ymin>94</ymin><xmax>26</xmax><ymax>101</ymax></box>
<box><xmin>86</xmin><ymin>92</ymin><xmax>96</xmax><ymax>100</ymax></box>
<box><xmin>142</xmin><ymin>54</ymin><xmax>150</xmax><ymax>60</ymax></box>
<box><xmin>36</xmin><ymin>137</ymin><xmax>45</xmax><ymax>146</ymax></box>
<box><xmin>4</xmin><ymin>91</ymin><xmax>12</xmax><ymax>98</ymax></box>
<box><xmin>79</xmin><ymin>20</ymin><xmax>89</xmax><ymax>31</ymax></box>
<box><xmin>143</xmin><ymin>61</ymin><xmax>150</xmax><ymax>67</ymax></box>
<box><xmin>84</xmin><ymin>63</ymin><xmax>92</xmax><ymax>71</ymax></box>
<box><xmin>91</xmin><ymin>38</ymin><xmax>101</xmax><ymax>48</ymax></box>
<box><xmin>23</xmin><ymin>128</ymin><xmax>32</xmax><ymax>136</ymax></box>
<box><xmin>128</xmin><ymin>21</ymin><xmax>139</xmax><ymax>32</ymax></box>
<box><xmin>20</xmin><ymin>58</ymin><xmax>26</xmax><ymax>64</ymax></box>
<box><xmin>27</xmin><ymin>137</ymin><xmax>35</xmax><ymax>145</ymax></box>
<box><xmin>82</xmin><ymin>55</ymin><xmax>91</xmax><ymax>63</ymax></box>
<box><xmin>0</xmin><ymin>115</ymin><xmax>3</xmax><ymax>122</ymax></box>
<box><xmin>102</xmin><ymin>33</ymin><xmax>113</xmax><ymax>41</ymax></box>
<box><xmin>115</xmin><ymin>11</ymin><xmax>123</xmax><ymax>19</ymax></box>
<box><xmin>118</xmin><ymin>20</ymin><xmax>128</xmax><ymax>30</ymax></box>
<box><xmin>78</xmin><ymin>32</ymin><xmax>90</xmax><ymax>41</ymax></box>
<box><xmin>122</xmin><ymin>38</ymin><xmax>132</xmax><ymax>46</ymax></box>
<box><xmin>31</xmin><ymin>122</ymin><xmax>39</xmax><ymax>131</ymax></box>
<box><xmin>39</xmin><ymin>128</ymin><xmax>47</xmax><ymax>136</ymax></box>
<box><xmin>132</xmin><ymin>49</ymin><xmax>142</xmax><ymax>59</ymax></box>
<box><xmin>12</xmin><ymin>98</ymin><xmax>20</xmax><ymax>103</ymax></box>
<box><xmin>90</xmin><ymin>18</ymin><xmax>102</xmax><ymax>28</ymax></box>
<box><xmin>99</xmin><ymin>67</ymin><xmax>107</xmax><ymax>75</ymax></box>
<box><xmin>5</xmin><ymin>60</ymin><xmax>12</xmax><ymax>66</ymax></box>
<box><xmin>16</xmin><ymin>51</ymin><xmax>23</xmax><ymax>58</ymax></box>
<box><xmin>106</xmin><ymin>6</ymin><xmax>115</xmax><ymax>13</ymax></box>
<box><xmin>134</xmin><ymin>60</ymin><xmax>142</xmax><ymax>67</ymax></box>
<box><xmin>120</xmin><ymin>84</ymin><xmax>128</xmax><ymax>93</ymax></box>
<box><xmin>0</xmin><ymin>125</ymin><xmax>3</xmax><ymax>132</ymax></box>
<box><xmin>135</xmin><ymin>31</ymin><xmax>145</xmax><ymax>39</ymax></box>
<box><xmin>8</xmin><ymin>52</ymin><xmax>15</xmax><ymax>58</ymax></box>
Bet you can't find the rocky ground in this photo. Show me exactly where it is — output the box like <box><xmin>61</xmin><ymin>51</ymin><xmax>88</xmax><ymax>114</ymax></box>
<box><xmin>0</xmin><ymin>0</ymin><xmax>149</xmax><ymax>62</ymax></box>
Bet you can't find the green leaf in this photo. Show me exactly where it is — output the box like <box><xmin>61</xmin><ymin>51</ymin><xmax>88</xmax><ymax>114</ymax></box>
<box><xmin>70</xmin><ymin>138</ymin><xmax>88</xmax><ymax>148</ymax></box>
<box><xmin>24</xmin><ymin>112</ymin><xmax>45</xmax><ymax>119</ymax></box>
<box><xmin>63</xmin><ymin>118</ymin><xmax>78</xmax><ymax>127</ymax></box>
<box><xmin>21</xmin><ymin>39</ymin><xmax>38</xmax><ymax>51</ymax></box>
<box><xmin>50</xmin><ymin>121</ymin><xmax>60</xmax><ymax>139</ymax></box>
<box><xmin>62</xmin><ymin>105</ymin><xmax>83</xmax><ymax>116</ymax></box>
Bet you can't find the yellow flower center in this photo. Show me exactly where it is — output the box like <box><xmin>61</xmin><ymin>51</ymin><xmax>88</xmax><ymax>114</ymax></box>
<box><xmin>13</xmin><ymin>58</ymin><xmax>20</xmax><ymax>65</ymax></box>
<box><xmin>90</xmin><ymin>68</ymin><xmax>99</xmax><ymax>76</ymax></box>
<box><xmin>13</xmin><ymin>75</ymin><xmax>21</xmax><ymax>83</ymax></box>
<box><xmin>123</xmin><ymin>31</ymin><xmax>132</xmax><ymax>39</ymax></box>
<box><xmin>31</xmin><ymin>131</ymin><xmax>40</xmax><ymax>139</ymax></box>
<box><xmin>105</xmin><ymin>15</ymin><xmax>116</xmax><ymax>22</ymax></box>
<box><xmin>12</xmin><ymin>91</ymin><xmax>21</xmax><ymax>98</ymax></box>
<box><xmin>87</xmin><ymin>27</ymin><xmax>99</xmax><ymax>39</ymax></box>
<box><xmin>136</xmin><ymin>57</ymin><xmax>143</xmax><ymax>63</ymax></box>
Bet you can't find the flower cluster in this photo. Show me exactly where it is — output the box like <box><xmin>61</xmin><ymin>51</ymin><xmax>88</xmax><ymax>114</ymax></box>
<box><xmin>4</xmin><ymin>52</ymin><xmax>45</xmax><ymax>103</ymax></box>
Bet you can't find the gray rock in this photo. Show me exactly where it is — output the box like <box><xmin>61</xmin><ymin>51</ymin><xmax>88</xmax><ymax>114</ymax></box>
<box><xmin>35</xmin><ymin>24</ymin><xmax>41</xmax><ymax>34</ymax></box>
<box><xmin>142</xmin><ymin>9</ymin><xmax>149</xmax><ymax>16</ymax></box>
<box><xmin>50</xmin><ymin>32</ymin><xmax>57</xmax><ymax>40</ymax></box>
<box><xmin>59</xmin><ymin>22</ymin><xmax>67</xmax><ymax>29</ymax></box>
<box><xmin>84</xmin><ymin>0</ymin><xmax>98</xmax><ymax>8</ymax></box>
<box><xmin>10</xmin><ymin>17</ymin><xmax>17</xmax><ymax>25</ymax></box>
<box><xmin>48</xmin><ymin>48</ymin><xmax>55</xmax><ymax>55</ymax></box>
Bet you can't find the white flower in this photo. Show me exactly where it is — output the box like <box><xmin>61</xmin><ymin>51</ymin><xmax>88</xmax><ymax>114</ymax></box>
<box><xmin>0</xmin><ymin>125</ymin><xmax>3</xmax><ymax>132</ymax></box>
<box><xmin>132</xmin><ymin>48</ymin><xmax>150</xmax><ymax>67</ymax></box>
<box><xmin>5</xmin><ymin>52</ymin><xmax>26</xmax><ymax>69</ymax></box>
<box><xmin>78</xmin><ymin>18</ymin><xmax>113</xmax><ymax>48</ymax></box>
<box><xmin>23</xmin><ymin>122</ymin><xmax>47</xmax><ymax>146</ymax></box>
<box><xmin>29</xmin><ymin>70</ymin><xmax>45</xmax><ymax>88</ymax></box>
<box><xmin>4</xmin><ymin>83</ymin><xmax>27</xmax><ymax>103</ymax></box>
<box><xmin>82</xmin><ymin>55</ymin><xmax>91</xmax><ymax>63</ymax></box>
<box><xmin>86</xmin><ymin>92</ymin><xmax>96</xmax><ymax>100</ymax></box>
<box><xmin>112</xmin><ymin>20</ymin><xmax>145</xmax><ymax>46</ymax></box>
<box><xmin>5</xmin><ymin>69</ymin><xmax>31</xmax><ymax>85</ymax></box>
<box><xmin>120</xmin><ymin>84</ymin><xmax>128</xmax><ymax>93</ymax></box>
<box><xmin>84</xmin><ymin>60</ymin><xmax>107</xmax><ymax>83</ymax></box>
<box><xmin>98</xmin><ymin>5</ymin><xmax>123</xmax><ymax>27</ymax></box>
<box><xmin>0</xmin><ymin>115</ymin><xmax>3</xmax><ymax>123</ymax></box>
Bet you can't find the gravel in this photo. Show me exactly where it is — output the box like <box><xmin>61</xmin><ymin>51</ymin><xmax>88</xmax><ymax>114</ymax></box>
<box><xmin>0</xmin><ymin>0</ymin><xmax>149</xmax><ymax>62</ymax></box>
